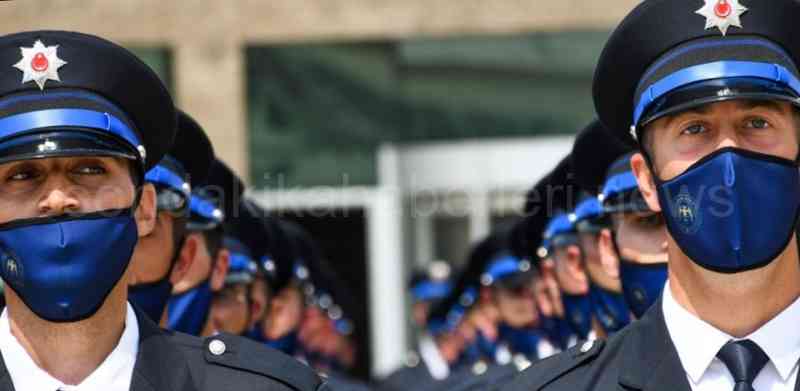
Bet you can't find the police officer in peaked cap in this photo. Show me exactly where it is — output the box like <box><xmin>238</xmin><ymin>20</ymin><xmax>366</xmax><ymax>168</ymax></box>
<box><xmin>127</xmin><ymin>110</ymin><xmax>213</xmax><ymax>325</ymax></box>
<box><xmin>0</xmin><ymin>31</ymin><xmax>325</xmax><ymax>391</ymax></box>
<box><xmin>505</xmin><ymin>1</ymin><xmax>800</xmax><ymax>390</ymax></box>
<box><xmin>167</xmin><ymin>158</ymin><xmax>243</xmax><ymax>337</ymax></box>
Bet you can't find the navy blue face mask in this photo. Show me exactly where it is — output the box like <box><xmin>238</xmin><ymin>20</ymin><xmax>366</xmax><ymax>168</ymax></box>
<box><xmin>266</xmin><ymin>330</ymin><xmax>299</xmax><ymax>355</ymax></box>
<box><xmin>129</xmin><ymin>236</ymin><xmax>185</xmax><ymax>323</ymax></box>
<box><xmin>656</xmin><ymin>147</ymin><xmax>800</xmax><ymax>273</ymax></box>
<box><xmin>588</xmin><ymin>284</ymin><xmax>631</xmax><ymax>334</ymax></box>
<box><xmin>167</xmin><ymin>279</ymin><xmax>213</xmax><ymax>335</ymax></box>
<box><xmin>498</xmin><ymin>324</ymin><xmax>541</xmax><ymax>359</ymax></box>
<box><xmin>0</xmin><ymin>209</ymin><xmax>138</xmax><ymax>322</ymax></box>
<box><xmin>538</xmin><ymin>315</ymin><xmax>573</xmax><ymax>351</ymax></box>
<box><xmin>129</xmin><ymin>276</ymin><xmax>173</xmax><ymax>323</ymax></box>
<box><xmin>619</xmin><ymin>260</ymin><xmax>668</xmax><ymax>318</ymax></box>
<box><xmin>560</xmin><ymin>292</ymin><xmax>592</xmax><ymax>340</ymax></box>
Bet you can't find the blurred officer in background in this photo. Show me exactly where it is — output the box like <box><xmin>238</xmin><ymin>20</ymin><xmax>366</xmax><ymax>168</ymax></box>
<box><xmin>598</xmin><ymin>152</ymin><xmax>668</xmax><ymax>319</ymax></box>
<box><xmin>167</xmin><ymin>158</ymin><xmax>239</xmax><ymax>336</ymax></box>
<box><xmin>128</xmin><ymin>110</ymin><xmax>213</xmax><ymax>324</ymax></box>
<box><xmin>207</xmin><ymin>228</ymin><xmax>259</xmax><ymax>336</ymax></box>
<box><xmin>409</xmin><ymin>261</ymin><xmax>453</xmax><ymax>329</ymax></box>
<box><xmin>0</xmin><ymin>30</ymin><xmax>324</xmax><ymax>390</ymax></box>
<box><xmin>506</xmin><ymin>0</ymin><xmax>800</xmax><ymax>389</ymax></box>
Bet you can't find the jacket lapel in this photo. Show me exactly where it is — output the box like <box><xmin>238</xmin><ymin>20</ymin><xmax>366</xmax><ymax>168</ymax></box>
<box><xmin>618</xmin><ymin>297</ymin><xmax>692</xmax><ymax>391</ymax></box>
<box><xmin>129</xmin><ymin>307</ymin><xmax>196</xmax><ymax>391</ymax></box>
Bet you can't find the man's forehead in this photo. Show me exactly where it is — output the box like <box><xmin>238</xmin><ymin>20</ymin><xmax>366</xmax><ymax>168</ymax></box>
<box><xmin>673</xmin><ymin>99</ymin><xmax>790</xmax><ymax>118</ymax></box>
<box><xmin>0</xmin><ymin>155</ymin><xmax>130</xmax><ymax>168</ymax></box>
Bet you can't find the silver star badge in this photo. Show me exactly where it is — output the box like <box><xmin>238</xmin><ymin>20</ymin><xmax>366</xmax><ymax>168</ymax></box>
<box><xmin>13</xmin><ymin>40</ymin><xmax>67</xmax><ymax>90</ymax></box>
<box><xmin>696</xmin><ymin>0</ymin><xmax>748</xmax><ymax>36</ymax></box>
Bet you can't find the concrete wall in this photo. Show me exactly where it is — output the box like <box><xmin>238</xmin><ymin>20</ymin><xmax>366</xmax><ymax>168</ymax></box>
<box><xmin>0</xmin><ymin>0</ymin><xmax>637</xmax><ymax>180</ymax></box>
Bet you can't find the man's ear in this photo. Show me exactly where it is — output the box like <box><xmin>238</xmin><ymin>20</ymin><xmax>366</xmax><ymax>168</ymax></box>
<box><xmin>631</xmin><ymin>152</ymin><xmax>661</xmax><ymax>212</ymax></box>
<box><xmin>598</xmin><ymin>228</ymin><xmax>620</xmax><ymax>279</ymax></box>
<box><xmin>170</xmin><ymin>233</ymin><xmax>198</xmax><ymax>284</ymax></box>
<box><xmin>209</xmin><ymin>248</ymin><xmax>230</xmax><ymax>292</ymax></box>
<box><xmin>135</xmin><ymin>183</ymin><xmax>157</xmax><ymax>237</ymax></box>
<box><xmin>565</xmin><ymin>245</ymin><xmax>588</xmax><ymax>286</ymax></box>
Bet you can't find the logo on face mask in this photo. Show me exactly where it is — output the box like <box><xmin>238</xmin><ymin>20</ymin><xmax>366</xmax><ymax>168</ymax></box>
<box><xmin>2</xmin><ymin>254</ymin><xmax>22</xmax><ymax>286</ymax></box>
<box><xmin>672</xmin><ymin>187</ymin><xmax>703</xmax><ymax>234</ymax></box>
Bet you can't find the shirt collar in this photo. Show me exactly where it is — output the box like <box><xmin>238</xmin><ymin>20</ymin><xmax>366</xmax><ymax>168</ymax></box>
<box><xmin>746</xmin><ymin>292</ymin><xmax>800</xmax><ymax>381</ymax></box>
<box><xmin>0</xmin><ymin>303</ymin><xmax>140</xmax><ymax>390</ymax></box>
<box><xmin>663</xmin><ymin>281</ymin><xmax>800</xmax><ymax>383</ymax></box>
<box><xmin>662</xmin><ymin>281</ymin><xmax>733</xmax><ymax>384</ymax></box>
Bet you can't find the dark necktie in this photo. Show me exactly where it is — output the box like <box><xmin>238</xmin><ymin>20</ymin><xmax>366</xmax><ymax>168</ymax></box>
<box><xmin>716</xmin><ymin>339</ymin><xmax>770</xmax><ymax>391</ymax></box>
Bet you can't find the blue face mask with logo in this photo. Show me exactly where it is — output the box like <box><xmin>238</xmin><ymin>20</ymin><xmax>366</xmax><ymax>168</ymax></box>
<box><xmin>588</xmin><ymin>284</ymin><xmax>631</xmax><ymax>334</ymax></box>
<box><xmin>167</xmin><ymin>279</ymin><xmax>213</xmax><ymax>335</ymax></box>
<box><xmin>0</xmin><ymin>210</ymin><xmax>138</xmax><ymax>322</ymax></box>
<box><xmin>656</xmin><ymin>147</ymin><xmax>800</xmax><ymax>273</ymax></box>
<box><xmin>619</xmin><ymin>260</ymin><xmax>668</xmax><ymax>318</ymax></box>
<box><xmin>560</xmin><ymin>292</ymin><xmax>593</xmax><ymax>340</ymax></box>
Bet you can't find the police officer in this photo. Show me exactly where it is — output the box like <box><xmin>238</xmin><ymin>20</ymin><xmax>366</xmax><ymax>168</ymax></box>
<box><xmin>409</xmin><ymin>261</ymin><xmax>453</xmax><ymax>329</ymax></box>
<box><xmin>572</xmin><ymin>121</ymin><xmax>669</xmax><ymax>319</ymax></box>
<box><xmin>167</xmin><ymin>158</ymin><xmax>239</xmax><ymax>336</ymax></box>
<box><xmin>128</xmin><ymin>110</ymin><xmax>213</xmax><ymax>324</ymax></box>
<box><xmin>0</xmin><ymin>30</ymin><xmax>324</xmax><ymax>390</ymax></box>
<box><xmin>207</xmin><ymin>220</ymin><xmax>260</xmax><ymax>336</ymax></box>
<box><xmin>505</xmin><ymin>1</ymin><xmax>800</xmax><ymax>389</ymax></box>
<box><xmin>598</xmin><ymin>152</ymin><xmax>669</xmax><ymax>319</ymax></box>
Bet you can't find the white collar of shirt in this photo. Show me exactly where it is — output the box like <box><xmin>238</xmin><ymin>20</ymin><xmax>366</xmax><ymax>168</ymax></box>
<box><xmin>662</xmin><ymin>281</ymin><xmax>800</xmax><ymax>384</ymax></box>
<box><xmin>0</xmin><ymin>302</ymin><xmax>139</xmax><ymax>391</ymax></box>
<box><xmin>419</xmin><ymin>334</ymin><xmax>450</xmax><ymax>380</ymax></box>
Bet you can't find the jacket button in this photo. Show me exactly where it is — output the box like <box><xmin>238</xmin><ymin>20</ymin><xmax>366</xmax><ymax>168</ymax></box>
<box><xmin>209</xmin><ymin>339</ymin><xmax>227</xmax><ymax>356</ymax></box>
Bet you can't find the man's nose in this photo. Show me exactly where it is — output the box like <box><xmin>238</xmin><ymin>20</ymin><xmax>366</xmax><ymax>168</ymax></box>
<box><xmin>38</xmin><ymin>183</ymin><xmax>80</xmax><ymax>216</ymax></box>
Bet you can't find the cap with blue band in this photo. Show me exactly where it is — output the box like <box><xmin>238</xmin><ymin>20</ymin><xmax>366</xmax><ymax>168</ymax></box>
<box><xmin>411</xmin><ymin>280</ymin><xmax>452</xmax><ymax>302</ymax></box>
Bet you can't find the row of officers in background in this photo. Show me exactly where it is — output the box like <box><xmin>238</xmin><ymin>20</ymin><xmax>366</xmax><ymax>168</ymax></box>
<box><xmin>3</xmin><ymin>0</ymin><xmax>800</xmax><ymax>389</ymax></box>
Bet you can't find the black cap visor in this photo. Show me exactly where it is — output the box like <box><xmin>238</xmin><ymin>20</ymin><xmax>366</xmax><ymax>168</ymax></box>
<box><xmin>638</xmin><ymin>77</ymin><xmax>800</xmax><ymax>135</ymax></box>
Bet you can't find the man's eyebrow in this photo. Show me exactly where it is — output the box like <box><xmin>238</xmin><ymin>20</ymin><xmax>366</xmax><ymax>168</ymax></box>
<box><xmin>735</xmin><ymin>99</ymin><xmax>786</xmax><ymax>112</ymax></box>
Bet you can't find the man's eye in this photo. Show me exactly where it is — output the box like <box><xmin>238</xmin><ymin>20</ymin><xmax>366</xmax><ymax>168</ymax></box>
<box><xmin>74</xmin><ymin>166</ymin><xmax>106</xmax><ymax>175</ymax></box>
<box><xmin>680</xmin><ymin>123</ymin><xmax>706</xmax><ymax>136</ymax></box>
<box><xmin>746</xmin><ymin>118</ymin><xmax>770</xmax><ymax>129</ymax></box>
<box><xmin>8</xmin><ymin>171</ymin><xmax>34</xmax><ymax>181</ymax></box>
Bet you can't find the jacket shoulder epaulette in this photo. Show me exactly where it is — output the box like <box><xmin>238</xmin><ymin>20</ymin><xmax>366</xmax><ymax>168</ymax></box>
<box><xmin>168</xmin><ymin>331</ymin><xmax>325</xmax><ymax>391</ymax></box>
<box><xmin>502</xmin><ymin>339</ymin><xmax>605</xmax><ymax>391</ymax></box>
<box><xmin>202</xmin><ymin>333</ymin><xmax>324</xmax><ymax>390</ymax></box>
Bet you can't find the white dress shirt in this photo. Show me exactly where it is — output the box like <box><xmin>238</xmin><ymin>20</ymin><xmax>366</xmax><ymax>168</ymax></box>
<box><xmin>663</xmin><ymin>282</ymin><xmax>800</xmax><ymax>391</ymax></box>
<box><xmin>0</xmin><ymin>303</ymin><xmax>139</xmax><ymax>391</ymax></box>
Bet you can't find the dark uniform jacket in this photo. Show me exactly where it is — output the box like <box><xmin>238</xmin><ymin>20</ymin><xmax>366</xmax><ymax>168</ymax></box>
<box><xmin>0</xmin><ymin>306</ymin><xmax>327</xmax><ymax>391</ymax></box>
<box><xmin>502</xmin><ymin>298</ymin><xmax>800</xmax><ymax>391</ymax></box>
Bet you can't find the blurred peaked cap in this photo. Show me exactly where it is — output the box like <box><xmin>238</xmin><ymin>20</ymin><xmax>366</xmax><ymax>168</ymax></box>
<box><xmin>593</xmin><ymin>0</ymin><xmax>800</xmax><ymax>143</ymax></box>
<box><xmin>0</xmin><ymin>30</ymin><xmax>175</xmax><ymax>171</ymax></box>
<box><xmin>170</xmin><ymin>110</ymin><xmax>214</xmax><ymax>187</ymax></box>
<box><xmin>571</xmin><ymin>120</ymin><xmax>633</xmax><ymax>194</ymax></box>
<box><xmin>195</xmin><ymin>159</ymin><xmax>244</xmax><ymax>222</ymax></box>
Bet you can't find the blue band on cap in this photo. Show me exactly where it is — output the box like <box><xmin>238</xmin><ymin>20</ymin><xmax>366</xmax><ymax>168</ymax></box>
<box><xmin>544</xmin><ymin>214</ymin><xmax>575</xmax><ymax>241</ymax></box>
<box><xmin>0</xmin><ymin>108</ymin><xmax>142</xmax><ymax>153</ymax></box>
<box><xmin>602</xmin><ymin>172</ymin><xmax>639</xmax><ymax>201</ymax></box>
<box><xmin>633</xmin><ymin>61</ymin><xmax>800</xmax><ymax>126</ymax></box>
<box><xmin>229</xmin><ymin>252</ymin><xmax>258</xmax><ymax>274</ymax></box>
<box><xmin>411</xmin><ymin>281</ymin><xmax>452</xmax><ymax>301</ymax></box>
<box><xmin>573</xmin><ymin>197</ymin><xmax>604</xmax><ymax>223</ymax></box>
<box><xmin>145</xmin><ymin>164</ymin><xmax>189</xmax><ymax>196</ymax></box>
<box><xmin>189</xmin><ymin>194</ymin><xmax>223</xmax><ymax>223</ymax></box>
<box><xmin>483</xmin><ymin>254</ymin><xmax>525</xmax><ymax>283</ymax></box>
